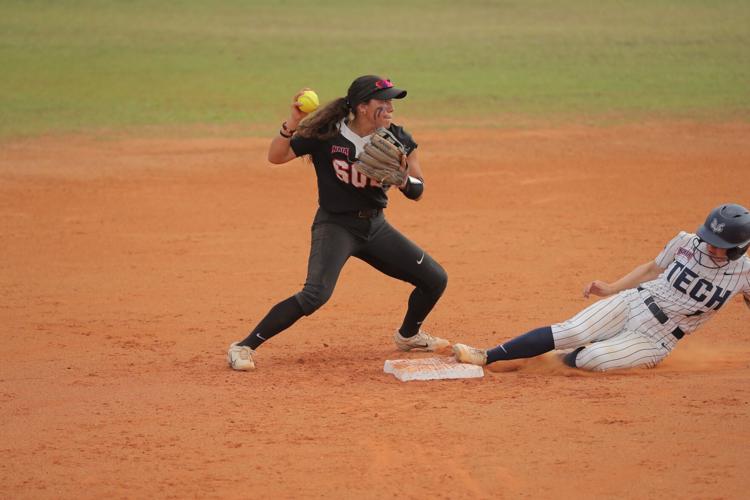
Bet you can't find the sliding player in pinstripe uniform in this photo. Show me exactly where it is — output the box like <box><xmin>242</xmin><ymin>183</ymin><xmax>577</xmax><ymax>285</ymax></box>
<box><xmin>453</xmin><ymin>203</ymin><xmax>750</xmax><ymax>372</ymax></box>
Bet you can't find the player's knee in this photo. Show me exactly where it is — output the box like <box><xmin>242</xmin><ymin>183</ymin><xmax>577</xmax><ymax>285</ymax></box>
<box><xmin>295</xmin><ymin>284</ymin><xmax>333</xmax><ymax>315</ymax></box>
<box><xmin>428</xmin><ymin>263</ymin><xmax>448</xmax><ymax>297</ymax></box>
<box><xmin>552</xmin><ymin>327</ymin><xmax>591</xmax><ymax>351</ymax></box>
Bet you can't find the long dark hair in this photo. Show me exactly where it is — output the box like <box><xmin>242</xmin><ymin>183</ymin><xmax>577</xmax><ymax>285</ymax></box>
<box><xmin>296</xmin><ymin>97</ymin><xmax>350</xmax><ymax>140</ymax></box>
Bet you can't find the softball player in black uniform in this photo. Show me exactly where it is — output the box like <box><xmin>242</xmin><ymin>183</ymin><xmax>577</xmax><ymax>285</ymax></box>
<box><xmin>228</xmin><ymin>75</ymin><xmax>449</xmax><ymax>370</ymax></box>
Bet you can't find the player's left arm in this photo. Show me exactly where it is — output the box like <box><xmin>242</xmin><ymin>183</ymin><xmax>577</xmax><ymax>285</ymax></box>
<box><xmin>583</xmin><ymin>260</ymin><xmax>665</xmax><ymax>298</ymax></box>
<box><xmin>399</xmin><ymin>149</ymin><xmax>425</xmax><ymax>201</ymax></box>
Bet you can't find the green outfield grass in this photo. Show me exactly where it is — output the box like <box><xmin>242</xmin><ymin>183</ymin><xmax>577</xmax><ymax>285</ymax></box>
<box><xmin>1</xmin><ymin>0</ymin><xmax>749</xmax><ymax>137</ymax></box>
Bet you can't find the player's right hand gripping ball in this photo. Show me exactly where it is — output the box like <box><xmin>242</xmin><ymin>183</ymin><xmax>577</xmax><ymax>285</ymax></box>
<box><xmin>297</xmin><ymin>90</ymin><xmax>319</xmax><ymax>114</ymax></box>
<box><xmin>354</xmin><ymin>127</ymin><xmax>407</xmax><ymax>187</ymax></box>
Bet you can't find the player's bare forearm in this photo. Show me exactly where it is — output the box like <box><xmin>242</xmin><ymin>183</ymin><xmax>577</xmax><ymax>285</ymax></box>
<box><xmin>610</xmin><ymin>260</ymin><xmax>663</xmax><ymax>292</ymax></box>
<box><xmin>406</xmin><ymin>150</ymin><xmax>424</xmax><ymax>180</ymax></box>
<box><xmin>268</xmin><ymin>91</ymin><xmax>308</xmax><ymax>164</ymax></box>
<box><xmin>402</xmin><ymin>150</ymin><xmax>425</xmax><ymax>201</ymax></box>
<box><xmin>584</xmin><ymin>260</ymin><xmax>663</xmax><ymax>298</ymax></box>
<box><xmin>268</xmin><ymin>134</ymin><xmax>298</xmax><ymax>164</ymax></box>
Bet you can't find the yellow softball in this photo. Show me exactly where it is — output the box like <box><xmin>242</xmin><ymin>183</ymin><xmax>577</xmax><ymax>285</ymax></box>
<box><xmin>297</xmin><ymin>90</ymin><xmax>320</xmax><ymax>114</ymax></box>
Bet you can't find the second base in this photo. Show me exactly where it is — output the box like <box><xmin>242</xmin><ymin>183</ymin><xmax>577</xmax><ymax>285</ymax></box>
<box><xmin>384</xmin><ymin>357</ymin><xmax>484</xmax><ymax>382</ymax></box>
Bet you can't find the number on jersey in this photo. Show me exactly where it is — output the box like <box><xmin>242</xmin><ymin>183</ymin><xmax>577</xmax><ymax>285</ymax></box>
<box><xmin>332</xmin><ymin>159</ymin><xmax>381</xmax><ymax>188</ymax></box>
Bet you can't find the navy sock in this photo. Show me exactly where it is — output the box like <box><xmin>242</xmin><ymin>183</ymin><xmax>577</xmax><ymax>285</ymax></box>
<box><xmin>562</xmin><ymin>347</ymin><xmax>585</xmax><ymax>368</ymax></box>
<box><xmin>486</xmin><ymin>326</ymin><xmax>555</xmax><ymax>364</ymax></box>
<box><xmin>239</xmin><ymin>296</ymin><xmax>305</xmax><ymax>350</ymax></box>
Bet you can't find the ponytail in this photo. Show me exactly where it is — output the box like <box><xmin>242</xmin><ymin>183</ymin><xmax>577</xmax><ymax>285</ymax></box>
<box><xmin>297</xmin><ymin>97</ymin><xmax>350</xmax><ymax>140</ymax></box>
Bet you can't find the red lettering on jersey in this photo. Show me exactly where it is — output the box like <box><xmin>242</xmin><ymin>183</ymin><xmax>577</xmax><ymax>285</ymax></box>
<box><xmin>331</xmin><ymin>145</ymin><xmax>350</xmax><ymax>156</ymax></box>
<box><xmin>677</xmin><ymin>247</ymin><xmax>694</xmax><ymax>259</ymax></box>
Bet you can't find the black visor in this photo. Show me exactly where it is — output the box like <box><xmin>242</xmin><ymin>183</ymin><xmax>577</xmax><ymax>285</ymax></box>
<box><xmin>347</xmin><ymin>75</ymin><xmax>407</xmax><ymax>109</ymax></box>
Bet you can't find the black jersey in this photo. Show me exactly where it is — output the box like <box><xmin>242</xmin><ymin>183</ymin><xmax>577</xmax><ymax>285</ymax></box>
<box><xmin>290</xmin><ymin>121</ymin><xmax>417</xmax><ymax>213</ymax></box>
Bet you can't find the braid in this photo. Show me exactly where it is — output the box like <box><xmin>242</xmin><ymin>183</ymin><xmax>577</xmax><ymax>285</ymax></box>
<box><xmin>297</xmin><ymin>97</ymin><xmax>350</xmax><ymax>140</ymax></box>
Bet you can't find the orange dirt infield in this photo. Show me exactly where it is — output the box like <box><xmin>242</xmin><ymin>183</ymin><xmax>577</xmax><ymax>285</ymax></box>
<box><xmin>2</xmin><ymin>122</ymin><xmax>750</xmax><ymax>498</ymax></box>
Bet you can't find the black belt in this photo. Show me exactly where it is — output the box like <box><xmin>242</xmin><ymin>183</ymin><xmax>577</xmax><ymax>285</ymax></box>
<box><xmin>345</xmin><ymin>208</ymin><xmax>382</xmax><ymax>219</ymax></box>
<box><xmin>637</xmin><ymin>287</ymin><xmax>684</xmax><ymax>340</ymax></box>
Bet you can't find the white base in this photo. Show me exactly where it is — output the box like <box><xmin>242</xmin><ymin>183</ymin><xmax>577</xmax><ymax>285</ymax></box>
<box><xmin>384</xmin><ymin>357</ymin><xmax>484</xmax><ymax>382</ymax></box>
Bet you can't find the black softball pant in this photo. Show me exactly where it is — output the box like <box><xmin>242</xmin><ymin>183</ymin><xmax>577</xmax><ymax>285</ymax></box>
<box><xmin>295</xmin><ymin>209</ymin><xmax>448</xmax><ymax>334</ymax></box>
<box><xmin>239</xmin><ymin>208</ymin><xmax>448</xmax><ymax>349</ymax></box>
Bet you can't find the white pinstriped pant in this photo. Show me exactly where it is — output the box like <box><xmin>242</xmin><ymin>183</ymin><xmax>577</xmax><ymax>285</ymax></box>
<box><xmin>551</xmin><ymin>288</ymin><xmax>681</xmax><ymax>372</ymax></box>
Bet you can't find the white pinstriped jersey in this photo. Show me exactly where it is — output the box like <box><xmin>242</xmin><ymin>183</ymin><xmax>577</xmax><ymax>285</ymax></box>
<box><xmin>640</xmin><ymin>231</ymin><xmax>750</xmax><ymax>334</ymax></box>
<box><xmin>551</xmin><ymin>232</ymin><xmax>749</xmax><ymax>371</ymax></box>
